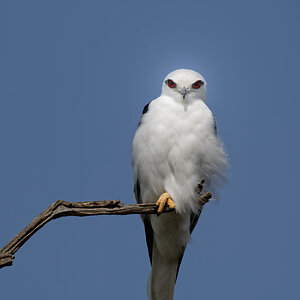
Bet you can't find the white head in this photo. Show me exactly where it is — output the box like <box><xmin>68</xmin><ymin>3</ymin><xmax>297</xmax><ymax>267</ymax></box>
<box><xmin>161</xmin><ymin>69</ymin><xmax>207</xmax><ymax>102</ymax></box>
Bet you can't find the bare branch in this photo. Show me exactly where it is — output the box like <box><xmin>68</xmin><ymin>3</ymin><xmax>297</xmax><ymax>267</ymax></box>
<box><xmin>0</xmin><ymin>191</ymin><xmax>211</xmax><ymax>269</ymax></box>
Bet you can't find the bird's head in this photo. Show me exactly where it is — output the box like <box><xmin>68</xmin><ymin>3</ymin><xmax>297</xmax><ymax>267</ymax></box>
<box><xmin>161</xmin><ymin>69</ymin><xmax>207</xmax><ymax>102</ymax></box>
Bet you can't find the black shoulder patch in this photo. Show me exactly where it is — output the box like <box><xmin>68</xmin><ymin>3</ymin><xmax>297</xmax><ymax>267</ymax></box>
<box><xmin>138</xmin><ymin>101</ymin><xmax>151</xmax><ymax>127</ymax></box>
<box><xmin>142</xmin><ymin>102</ymin><xmax>150</xmax><ymax>114</ymax></box>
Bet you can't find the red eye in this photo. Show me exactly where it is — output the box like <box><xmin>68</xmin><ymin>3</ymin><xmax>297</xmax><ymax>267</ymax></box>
<box><xmin>192</xmin><ymin>80</ymin><xmax>203</xmax><ymax>89</ymax></box>
<box><xmin>165</xmin><ymin>79</ymin><xmax>176</xmax><ymax>88</ymax></box>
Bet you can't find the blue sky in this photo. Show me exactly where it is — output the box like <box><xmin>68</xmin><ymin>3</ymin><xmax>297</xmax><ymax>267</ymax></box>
<box><xmin>0</xmin><ymin>0</ymin><xmax>299</xmax><ymax>299</ymax></box>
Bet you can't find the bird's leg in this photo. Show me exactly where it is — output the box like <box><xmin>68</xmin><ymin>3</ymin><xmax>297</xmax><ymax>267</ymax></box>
<box><xmin>156</xmin><ymin>192</ymin><xmax>175</xmax><ymax>215</ymax></box>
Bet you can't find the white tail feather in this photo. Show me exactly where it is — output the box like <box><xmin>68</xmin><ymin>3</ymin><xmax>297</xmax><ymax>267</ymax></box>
<box><xmin>147</xmin><ymin>240</ymin><xmax>178</xmax><ymax>300</ymax></box>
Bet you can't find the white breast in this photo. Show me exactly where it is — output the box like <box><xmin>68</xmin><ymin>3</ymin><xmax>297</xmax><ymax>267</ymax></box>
<box><xmin>132</xmin><ymin>96</ymin><xmax>227</xmax><ymax>215</ymax></box>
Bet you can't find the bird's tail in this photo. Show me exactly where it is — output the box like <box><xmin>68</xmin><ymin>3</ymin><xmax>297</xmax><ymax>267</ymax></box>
<box><xmin>147</xmin><ymin>240</ymin><xmax>179</xmax><ymax>300</ymax></box>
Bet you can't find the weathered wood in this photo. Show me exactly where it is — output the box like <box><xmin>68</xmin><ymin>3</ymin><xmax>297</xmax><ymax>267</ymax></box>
<box><xmin>0</xmin><ymin>189</ymin><xmax>211</xmax><ymax>269</ymax></box>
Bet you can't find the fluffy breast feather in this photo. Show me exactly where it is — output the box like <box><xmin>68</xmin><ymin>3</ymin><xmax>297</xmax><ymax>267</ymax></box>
<box><xmin>132</xmin><ymin>96</ymin><xmax>227</xmax><ymax>215</ymax></box>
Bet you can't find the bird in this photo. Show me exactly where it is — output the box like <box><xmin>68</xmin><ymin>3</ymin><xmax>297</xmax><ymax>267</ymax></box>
<box><xmin>132</xmin><ymin>69</ymin><xmax>228</xmax><ymax>300</ymax></box>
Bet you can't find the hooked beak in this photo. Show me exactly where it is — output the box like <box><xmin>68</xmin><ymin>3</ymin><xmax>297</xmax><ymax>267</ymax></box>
<box><xmin>178</xmin><ymin>86</ymin><xmax>190</xmax><ymax>99</ymax></box>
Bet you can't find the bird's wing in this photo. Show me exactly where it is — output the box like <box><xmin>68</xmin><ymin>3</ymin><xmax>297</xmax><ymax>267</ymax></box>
<box><xmin>134</xmin><ymin>180</ymin><xmax>154</xmax><ymax>264</ymax></box>
<box><xmin>189</xmin><ymin>210</ymin><xmax>202</xmax><ymax>234</ymax></box>
<box><xmin>134</xmin><ymin>101</ymin><xmax>155</xmax><ymax>263</ymax></box>
<box><xmin>143</xmin><ymin>215</ymin><xmax>154</xmax><ymax>264</ymax></box>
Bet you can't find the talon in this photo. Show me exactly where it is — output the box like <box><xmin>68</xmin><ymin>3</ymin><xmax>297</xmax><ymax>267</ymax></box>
<box><xmin>156</xmin><ymin>192</ymin><xmax>175</xmax><ymax>215</ymax></box>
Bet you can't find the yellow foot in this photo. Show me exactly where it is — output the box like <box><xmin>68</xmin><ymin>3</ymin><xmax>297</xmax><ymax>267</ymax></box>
<box><xmin>156</xmin><ymin>192</ymin><xmax>175</xmax><ymax>215</ymax></box>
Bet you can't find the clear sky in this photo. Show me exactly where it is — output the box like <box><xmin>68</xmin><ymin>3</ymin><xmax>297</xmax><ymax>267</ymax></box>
<box><xmin>0</xmin><ymin>0</ymin><xmax>299</xmax><ymax>299</ymax></box>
